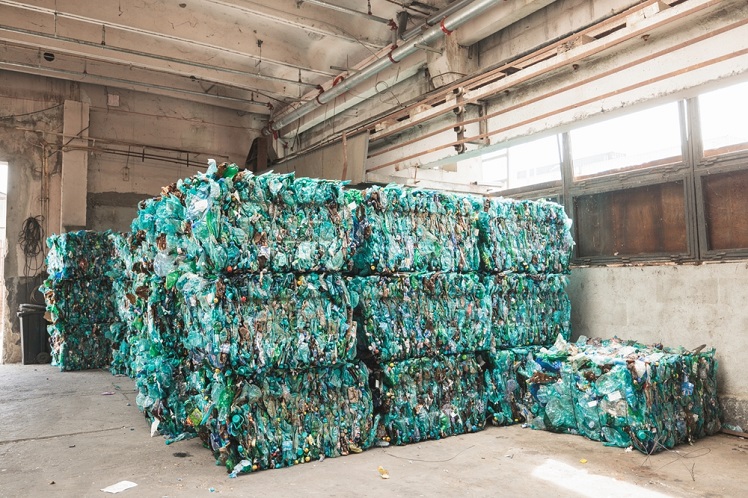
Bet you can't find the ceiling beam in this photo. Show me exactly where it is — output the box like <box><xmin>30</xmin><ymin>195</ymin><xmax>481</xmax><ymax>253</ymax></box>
<box><xmin>204</xmin><ymin>0</ymin><xmax>391</xmax><ymax>47</ymax></box>
<box><xmin>0</xmin><ymin>43</ymin><xmax>273</xmax><ymax>114</ymax></box>
<box><xmin>0</xmin><ymin>29</ymin><xmax>314</xmax><ymax>100</ymax></box>
<box><xmin>0</xmin><ymin>0</ymin><xmax>373</xmax><ymax>79</ymax></box>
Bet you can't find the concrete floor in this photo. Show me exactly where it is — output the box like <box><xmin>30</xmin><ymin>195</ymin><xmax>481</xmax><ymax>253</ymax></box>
<box><xmin>0</xmin><ymin>364</ymin><xmax>745</xmax><ymax>498</ymax></box>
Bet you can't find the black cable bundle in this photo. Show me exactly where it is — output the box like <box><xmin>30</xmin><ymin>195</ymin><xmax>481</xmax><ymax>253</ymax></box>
<box><xmin>18</xmin><ymin>215</ymin><xmax>45</xmax><ymax>303</ymax></box>
<box><xmin>19</xmin><ymin>216</ymin><xmax>44</xmax><ymax>259</ymax></box>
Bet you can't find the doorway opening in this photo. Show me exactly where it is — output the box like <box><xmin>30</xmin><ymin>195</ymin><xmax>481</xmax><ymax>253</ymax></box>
<box><xmin>0</xmin><ymin>161</ymin><xmax>8</xmax><ymax>363</ymax></box>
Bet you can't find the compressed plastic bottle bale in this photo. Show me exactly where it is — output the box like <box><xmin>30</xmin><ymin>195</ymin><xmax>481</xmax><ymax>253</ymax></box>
<box><xmin>130</xmin><ymin>164</ymin><xmax>353</xmax><ymax>276</ymax></box>
<box><xmin>350</xmin><ymin>185</ymin><xmax>482</xmax><ymax>275</ymax></box>
<box><xmin>42</xmin><ymin>230</ymin><xmax>131</xmax><ymax>372</ymax></box>
<box><xmin>45</xmin><ymin>230</ymin><xmax>123</xmax><ymax>279</ymax></box>
<box><xmin>40</xmin><ymin>277</ymin><xmax>118</xmax><ymax>324</ymax></box>
<box><xmin>484</xmin><ymin>347</ymin><xmax>540</xmax><ymax>426</ymax></box>
<box><xmin>495</xmin><ymin>337</ymin><xmax>722</xmax><ymax>454</ymax></box>
<box><xmin>224</xmin><ymin>272</ymin><xmax>355</xmax><ymax>371</ymax></box>
<box><xmin>348</xmin><ymin>273</ymin><xmax>493</xmax><ymax>362</ymax></box>
<box><xmin>233</xmin><ymin>172</ymin><xmax>353</xmax><ymax>273</ymax></box>
<box><xmin>635</xmin><ymin>347</ymin><xmax>721</xmax><ymax>451</ymax></box>
<box><xmin>484</xmin><ymin>273</ymin><xmax>571</xmax><ymax>348</ymax></box>
<box><xmin>198</xmin><ymin>362</ymin><xmax>375</xmax><ymax>474</ymax></box>
<box><xmin>373</xmin><ymin>354</ymin><xmax>487</xmax><ymax>445</ymax></box>
<box><xmin>174</xmin><ymin>272</ymin><xmax>356</xmax><ymax>373</ymax></box>
<box><xmin>478</xmin><ymin>198</ymin><xmax>574</xmax><ymax>274</ymax></box>
<box><xmin>48</xmin><ymin>322</ymin><xmax>113</xmax><ymax>371</ymax></box>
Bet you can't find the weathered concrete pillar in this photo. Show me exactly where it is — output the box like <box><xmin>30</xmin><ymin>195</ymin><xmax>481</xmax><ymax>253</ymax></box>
<box><xmin>60</xmin><ymin>100</ymin><xmax>89</xmax><ymax>232</ymax></box>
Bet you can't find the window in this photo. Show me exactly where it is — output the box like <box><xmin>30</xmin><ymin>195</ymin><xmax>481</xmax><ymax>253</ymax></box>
<box><xmin>0</xmin><ymin>160</ymin><xmax>6</xmax><ymax>243</ymax></box>
<box><xmin>570</xmin><ymin>102</ymin><xmax>682</xmax><ymax>178</ymax></box>
<box><xmin>481</xmin><ymin>134</ymin><xmax>562</xmax><ymax>190</ymax></box>
<box><xmin>574</xmin><ymin>181</ymin><xmax>688</xmax><ymax>259</ymax></box>
<box><xmin>470</xmin><ymin>77</ymin><xmax>748</xmax><ymax>264</ymax></box>
<box><xmin>698</xmin><ymin>80</ymin><xmax>748</xmax><ymax>157</ymax></box>
<box><xmin>0</xmin><ymin>161</ymin><xmax>6</xmax><ymax>364</ymax></box>
<box><xmin>702</xmin><ymin>169</ymin><xmax>748</xmax><ymax>251</ymax></box>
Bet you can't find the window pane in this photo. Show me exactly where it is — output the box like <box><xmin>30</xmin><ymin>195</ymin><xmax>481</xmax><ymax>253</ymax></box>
<box><xmin>574</xmin><ymin>181</ymin><xmax>687</xmax><ymax>258</ymax></box>
<box><xmin>702</xmin><ymin>169</ymin><xmax>748</xmax><ymax>251</ymax></box>
<box><xmin>571</xmin><ymin>103</ymin><xmax>682</xmax><ymax>177</ymax></box>
<box><xmin>699</xmin><ymin>80</ymin><xmax>748</xmax><ymax>157</ymax></box>
<box><xmin>481</xmin><ymin>150</ymin><xmax>508</xmax><ymax>186</ymax></box>
<box><xmin>481</xmin><ymin>135</ymin><xmax>561</xmax><ymax>190</ymax></box>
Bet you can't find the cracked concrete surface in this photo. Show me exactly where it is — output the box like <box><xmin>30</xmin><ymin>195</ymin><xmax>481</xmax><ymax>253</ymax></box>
<box><xmin>1</xmin><ymin>364</ymin><xmax>746</xmax><ymax>497</ymax></box>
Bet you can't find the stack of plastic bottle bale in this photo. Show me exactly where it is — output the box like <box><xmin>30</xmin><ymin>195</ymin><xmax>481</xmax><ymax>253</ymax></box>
<box><xmin>42</xmin><ymin>230</ymin><xmax>126</xmax><ymax>371</ymax></box>
<box><xmin>480</xmin><ymin>197</ymin><xmax>574</xmax><ymax>426</ymax></box>
<box><xmin>108</xmin><ymin>232</ymin><xmax>148</xmax><ymax>376</ymax></box>
<box><xmin>479</xmin><ymin>202</ymin><xmax>721</xmax><ymax>452</ymax></box>
<box><xmin>347</xmin><ymin>186</ymin><xmax>574</xmax><ymax>445</ymax></box>
<box><xmin>128</xmin><ymin>161</ymin><xmax>373</xmax><ymax>475</ymax></box>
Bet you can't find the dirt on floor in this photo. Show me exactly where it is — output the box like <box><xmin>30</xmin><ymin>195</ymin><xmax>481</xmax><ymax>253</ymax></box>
<box><xmin>0</xmin><ymin>364</ymin><xmax>745</xmax><ymax>497</ymax></box>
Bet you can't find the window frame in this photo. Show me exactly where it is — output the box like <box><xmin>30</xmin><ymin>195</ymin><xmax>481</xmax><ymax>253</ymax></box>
<box><xmin>570</xmin><ymin>173</ymin><xmax>697</xmax><ymax>264</ymax></box>
<box><xmin>479</xmin><ymin>133</ymin><xmax>564</xmax><ymax>193</ymax></box>
<box><xmin>568</xmin><ymin>100</ymin><xmax>685</xmax><ymax>181</ymax></box>
<box><xmin>474</xmin><ymin>78</ymin><xmax>748</xmax><ymax>266</ymax></box>
<box><xmin>694</xmin><ymin>152</ymin><xmax>748</xmax><ymax>261</ymax></box>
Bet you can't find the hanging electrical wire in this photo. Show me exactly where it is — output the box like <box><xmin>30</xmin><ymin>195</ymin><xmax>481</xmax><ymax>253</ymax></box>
<box><xmin>0</xmin><ymin>103</ymin><xmax>63</xmax><ymax>121</ymax></box>
<box><xmin>18</xmin><ymin>215</ymin><xmax>46</xmax><ymax>303</ymax></box>
<box><xmin>18</xmin><ymin>216</ymin><xmax>44</xmax><ymax>261</ymax></box>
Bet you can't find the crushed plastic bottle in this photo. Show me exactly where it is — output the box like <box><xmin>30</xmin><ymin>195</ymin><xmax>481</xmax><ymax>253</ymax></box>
<box><xmin>349</xmin><ymin>185</ymin><xmax>483</xmax><ymax>275</ymax></box>
<box><xmin>41</xmin><ymin>231</ymin><xmax>129</xmax><ymax>371</ymax></box>
<box><xmin>484</xmin><ymin>337</ymin><xmax>721</xmax><ymax>453</ymax></box>
<box><xmin>478</xmin><ymin>198</ymin><xmax>574</xmax><ymax>274</ymax></box>
<box><xmin>348</xmin><ymin>273</ymin><xmax>493</xmax><ymax>362</ymax></box>
<box><xmin>373</xmin><ymin>354</ymin><xmax>487</xmax><ymax>445</ymax></box>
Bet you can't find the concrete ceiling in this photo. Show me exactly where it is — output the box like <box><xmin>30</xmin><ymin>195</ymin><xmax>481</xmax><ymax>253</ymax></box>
<box><xmin>0</xmin><ymin>0</ymin><xmax>458</xmax><ymax>113</ymax></box>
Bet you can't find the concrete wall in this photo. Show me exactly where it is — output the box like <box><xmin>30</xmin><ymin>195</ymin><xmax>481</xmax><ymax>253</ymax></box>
<box><xmin>0</xmin><ymin>69</ymin><xmax>266</xmax><ymax>363</ymax></box>
<box><xmin>568</xmin><ymin>262</ymin><xmax>748</xmax><ymax>428</ymax></box>
<box><xmin>83</xmin><ymin>84</ymin><xmax>264</xmax><ymax>232</ymax></box>
<box><xmin>0</xmin><ymin>73</ymin><xmax>67</xmax><ymax>363</ymax></box>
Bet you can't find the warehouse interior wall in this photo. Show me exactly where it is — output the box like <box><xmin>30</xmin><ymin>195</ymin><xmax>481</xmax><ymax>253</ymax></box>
<box><xmin>0</xmin><ymin>70</ymin><xmax>265</xmax><ymax>363</ymax></box>
<box><xmin>568</xmin><ymin>263</ymin><xmax>748</xmax><ymax>428</ymax></box>
<box><xmin>0</xmin><ymin>0</ymin><xmax>746</xmax><ymax>428</ymax></box>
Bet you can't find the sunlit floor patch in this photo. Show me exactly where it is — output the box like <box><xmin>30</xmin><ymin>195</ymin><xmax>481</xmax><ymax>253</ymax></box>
<box><xmin>532</xmin><ymin>459</ymin><xmax>672</xmax><ymax>498</ymax></box>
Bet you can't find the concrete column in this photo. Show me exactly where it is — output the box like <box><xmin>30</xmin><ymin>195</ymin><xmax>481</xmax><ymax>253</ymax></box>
<box><xmin>60</xmin><ymin>100</ymin><xmax>89</xmax><ymax>232</ymax></box>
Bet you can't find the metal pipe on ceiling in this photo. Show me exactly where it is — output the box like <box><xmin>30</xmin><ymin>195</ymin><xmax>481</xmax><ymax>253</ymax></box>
<box><xmin>265</xmin><ymin>0</ymin><xmax>500</xmax><ymax>135</ymax></box>
<box><xmin>299</xmin><ymin>0</ymin><xmax>393</xmax><ymax>24</ymax></box>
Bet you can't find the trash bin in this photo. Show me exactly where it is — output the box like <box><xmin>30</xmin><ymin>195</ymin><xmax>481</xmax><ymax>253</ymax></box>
<box><xmin>17</xmin><ymin>304</ymin><xmax>51</xmax><ymax>365</ymax></box>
